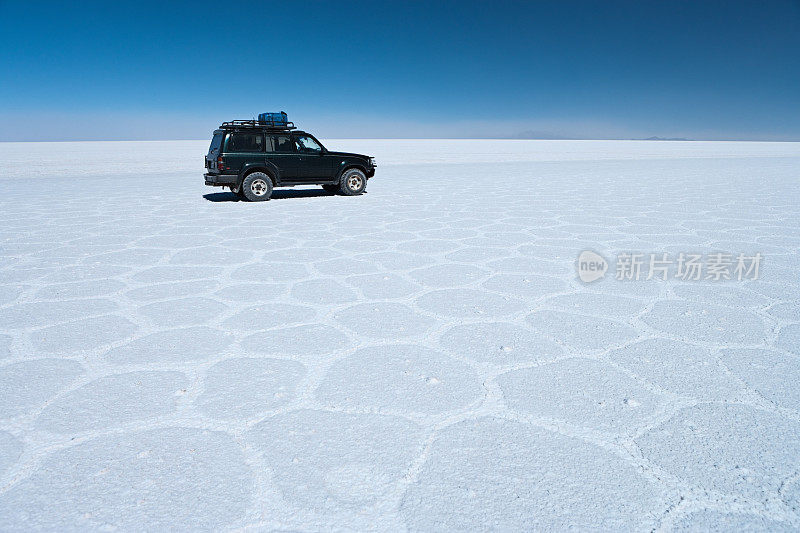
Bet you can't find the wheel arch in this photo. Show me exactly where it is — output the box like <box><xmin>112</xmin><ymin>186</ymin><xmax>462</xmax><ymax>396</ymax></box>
<box><xmin>239</xmin><ymin>165</ymin><xmax>278</xmax><ymax>187</ymax></box>
<box><xmin>336</xmin><ymin>164</ymin><xmax>368</xmax><ymax>182</ymax></box>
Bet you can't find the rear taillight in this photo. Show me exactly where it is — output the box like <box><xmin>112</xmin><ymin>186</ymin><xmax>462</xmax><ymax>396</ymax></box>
<box><xmin>217</xmin><ymin>156</ymin><xmax>224</xmax><ymax>170</ymax></box>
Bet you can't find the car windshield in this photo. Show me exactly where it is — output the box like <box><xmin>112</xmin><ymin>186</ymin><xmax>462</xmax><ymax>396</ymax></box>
<box><xmin>295</xmin><ymin>135</ymin><xmax>323</xmax><ymax>152</ymax></box>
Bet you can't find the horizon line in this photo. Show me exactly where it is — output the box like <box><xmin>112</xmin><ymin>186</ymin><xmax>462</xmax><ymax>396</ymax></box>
<box><xmin>2</xmin><ymin>137</ymin><xmax>799</xmax><ymax>143</ymax></box>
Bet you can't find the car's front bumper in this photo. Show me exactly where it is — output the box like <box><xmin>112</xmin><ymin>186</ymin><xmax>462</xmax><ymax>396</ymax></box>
<box><xmin>204</xmin><ymin>173</ymin><xmax>237</xmax><ymax>186</ymax></box>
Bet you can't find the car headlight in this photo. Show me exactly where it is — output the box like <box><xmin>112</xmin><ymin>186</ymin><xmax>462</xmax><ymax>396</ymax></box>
<box><xmin>369</xmin><ymin>157</ymin><xmax>377</xmax><ymax>167</ymax></box>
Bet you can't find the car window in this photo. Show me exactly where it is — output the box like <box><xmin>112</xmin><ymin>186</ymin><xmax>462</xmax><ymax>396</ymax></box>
<box><xmin>208</xmin><ymin>132</ymin><xmax>223</xmax><ymax>155</ymax></box>
<box><xmin>294</xmin><ymin>135</ymin><xmax>323</xmax><ymax>153</ymax></box>
<box><xmin>225</xmin><ymin>132</ymin><xmax>264</xmax><ymax>152</ymax></box>
<box><xmin>272</xmin><ymin>135</ymin><xmax>295</xmax><ymax>153</ymax></box>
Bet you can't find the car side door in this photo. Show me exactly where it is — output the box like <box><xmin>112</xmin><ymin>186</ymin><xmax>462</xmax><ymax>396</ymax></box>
<box><xmin>293</xmin><ymin>134</ymin><xmax>334</xmax><ymax>181</ymax></box>
<box><xmin>267</xmin><ymin>134</ymin><xmax>302</xmax><ymax>181</ymax></box>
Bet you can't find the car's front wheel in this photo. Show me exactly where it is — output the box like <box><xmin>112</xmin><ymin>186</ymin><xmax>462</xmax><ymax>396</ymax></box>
<box><xmin>339</xmin><ymin>169</ymin><xmax>366</xmax><ymax>196</ymax></box>
<box><xmin>241</xmin><ymin>172</ymin><xmax>273</xmax><ymax>202</ymax></box>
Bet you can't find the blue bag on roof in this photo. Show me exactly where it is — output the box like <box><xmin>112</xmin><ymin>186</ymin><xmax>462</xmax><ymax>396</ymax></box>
<box><xmin>258</xmin><ymin>112</ymin><xmax>288</xmax><ymax>126</ymax></box>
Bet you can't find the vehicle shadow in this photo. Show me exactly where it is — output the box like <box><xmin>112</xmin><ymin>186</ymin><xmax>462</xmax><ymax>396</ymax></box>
<box><xmin>203</xmin><ymin>189</ymin><xmax>337</xmax><ymax>202</ymax></box>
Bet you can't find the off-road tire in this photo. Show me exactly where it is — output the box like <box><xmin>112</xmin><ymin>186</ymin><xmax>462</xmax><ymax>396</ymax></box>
<box><xmin>241</xmin><ymin>172</ymin><xmax>273</xmax><ymax>202</ymax></box>
<box><xmin>339</xmin><ymin>169</ymin><xmax>366</xmax><ymax>196</ymax></box>
<box><xmin>322</xmin><ymin>184</ymin><xmax>339</xmax><ymax>194</ymax></box>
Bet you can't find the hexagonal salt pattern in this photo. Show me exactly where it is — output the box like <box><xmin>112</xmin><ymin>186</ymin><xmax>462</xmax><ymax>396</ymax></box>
<box><xmin>248</xmin><ymin>409</ymin><xmax>426</xmax><ymax>527</ymax></box>
<box><xmin>401</xmin><ymin>417</ymin><xmax>676</xmax><ymax>530</ymax></box>
<box><xmin>498</xmin><ymin>358</ymin><xmax>670</xmax><ymax>434</ymax></box>
<box><xmin>35</xmin><ymin>371</ymin><xmax>188</xmax><ymax>433</ymax></box>
<box><xmin>438</xmin><ymin>321</ymin><xmax>563</xmax><ymax>365</ymax></box>
<box><xmin>195</xmin><ymin>357</ymin><xmax>306</xmax><ymax>419</ymax></box>
<box><xmin>1</xmin><ymin>139</ymin><xmax>799</xmax><ymax>529</ymax></box>
<box><xmin>0</xmin><ymin>428</ymin><xmax>252</xmax><ymax>530</ymax></box>
<box><xmin>0</xmin><ymin>359</ymin><xmax>85</xmax><ymax>418</ymax></box>
<box><xmin>721</xmin><ymin>348</ymin><xmax>800</xmax><ymax>410</ymax></box>
<box><xmin>641</xmin><ymin>300</ymin><xmax>770</xmax><ymax>344</ymax></box>
<box><xmin>608</xmin><ymin>339</ymin><xmax>749</xmax><ymax>401</ymax></box>
<box><xmin>669</xmin><ymin>510</ymin><xmax>796</xmax><ymax>532</ymax></box>
<box><xmin>316</xmin><ymin>345</ymin><xmax>482</xmax><ymax>415</ymax></box>
<box><xmin>636</xmin><ymin>404</ymin><xmax>800</xmax><ymax>499</ymax></box>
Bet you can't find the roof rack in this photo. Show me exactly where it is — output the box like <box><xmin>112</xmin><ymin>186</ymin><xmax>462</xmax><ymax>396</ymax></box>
<box><xmin>220</xmin><ymin>119</ymin><xmax>296</xmax><ymax>130</ymax></box>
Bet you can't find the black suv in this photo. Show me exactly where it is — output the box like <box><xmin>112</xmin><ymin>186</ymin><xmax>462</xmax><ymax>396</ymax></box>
<box><xmin>204</xmin><ymin>114</ymin><xmax>376</xmax><ymax>201</ymax></box>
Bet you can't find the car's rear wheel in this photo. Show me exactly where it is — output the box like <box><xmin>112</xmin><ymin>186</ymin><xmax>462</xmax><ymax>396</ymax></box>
<box><xmin>322</xmin><ymin>184</ymin><xmax>338</xmax><ymax>194</ymax></box>
<box><xmin>339</xmin><ymin>169</ymin><xmax>366</xmax><ymax>196</ymax></box>
<box><xmin>241</xmin><ymin>172</ymin><xmax>273</xmax><ymax>202</ymax></box>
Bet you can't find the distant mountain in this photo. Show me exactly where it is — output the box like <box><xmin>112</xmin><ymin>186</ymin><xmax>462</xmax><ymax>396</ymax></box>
<box><xmin>639</xmin><ymin>136</ymin><xmax>693</xmax><ymax>141</ymax></box>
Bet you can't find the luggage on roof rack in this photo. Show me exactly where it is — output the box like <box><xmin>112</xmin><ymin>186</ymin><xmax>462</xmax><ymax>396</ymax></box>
<box><xmin>219</xmin><ymin>111</ymin><xmax>295</xmax><ymax>130</ymax></box>
<box><xmin>258</xmin><ymin>111</ymin><xmax>288</xmax><ymax>127</ymax></box>
<box><xmin>220</xmin><ymin>118</ymin><xmax>296</xmax><ymax>130</ymax></box>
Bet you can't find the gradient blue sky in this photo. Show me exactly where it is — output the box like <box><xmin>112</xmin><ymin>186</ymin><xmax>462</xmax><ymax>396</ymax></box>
<box><xmin>1</xmin><ymin>0</ymin><xmax>799</xmax><ymax>141</ymax></box>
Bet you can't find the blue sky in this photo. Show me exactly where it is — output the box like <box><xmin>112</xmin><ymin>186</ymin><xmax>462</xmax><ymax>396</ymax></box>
<box><xmin>1</xmin><ymin>0</ymin><xmax>798</xmax><ymax>141</ymax></box>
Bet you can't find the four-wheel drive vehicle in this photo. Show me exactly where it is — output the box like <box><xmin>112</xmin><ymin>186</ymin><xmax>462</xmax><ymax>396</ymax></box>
<box><xmin>204</xmin><ymin>113</ymin><xmax>376</xmax><ymax>201</ymax></box>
